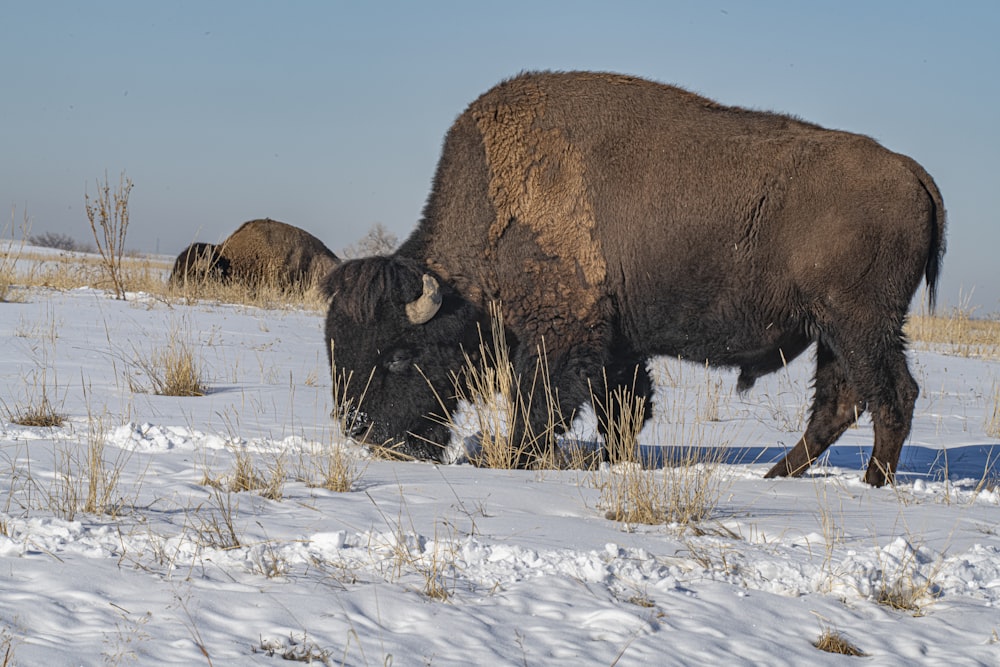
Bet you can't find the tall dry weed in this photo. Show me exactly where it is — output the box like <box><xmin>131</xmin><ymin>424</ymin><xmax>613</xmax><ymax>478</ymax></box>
<box><xmin>0</xmin><ymin>207</ymin><xmax>30</xmax><ymax>302</ymax></box>
<box><xmin>85</xmin><ymin>170</ymin><xmax>133</xmax><ymax>299</ymax></box>
<box><xmin>444</xmin><ymin>302</ymin><xmax>565</xmax><ymax>469</ymax></box>
<box><xmin>985</xmin><ymin>382</ymin><xmax>1000</xmax><ymax>440</ymax></box>
<box><xmin>44</xmin><ymin>410</ymin><xmax>135</xmax><ymax>521</ymax></box>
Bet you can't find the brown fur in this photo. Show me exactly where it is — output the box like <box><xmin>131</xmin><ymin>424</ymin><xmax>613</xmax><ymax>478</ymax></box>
<box><xmin>218</xmin><ymin>218</ymin><xmax>339</xmax><ymax>292</ymax></box>
<box><xmin>471</xmin><ymin>77</ymin><xmax>606</xmax><ymax>320</ymax></box>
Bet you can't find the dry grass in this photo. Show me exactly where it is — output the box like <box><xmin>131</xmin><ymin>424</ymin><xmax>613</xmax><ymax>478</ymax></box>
<box><xmin>985</xmin><ymin>382</ymin><xmax>1000</xmax><ymax>440</ymax></box>
<box><xmin>1</xmin><ymin>207</ymin><xmax>30</xmax><ymax>303</ymax></box>
<box><xmin>49</xmin><ymin>412</ymin><xmax>134</xmax><ymax>520</ymax></box>
<box><xmin>5</xmin><ymin>248</ymin><xmax>172</xmax><ymax>295</ymax></box>
<box><xmin>366</xmin><ymin>493</ymin><xmax>457</xmax><ymax>602</ymax></box>
<box><xmin>870</xmin><ymin>533</ymin><xmax>944</xmax><ymax>617</ymax></box>
<box><xmin>0</xmin><ymin>627</ymin><xmax>17</xmax><ymax>667</ymax></box>
<box><xmin>593</xmin><ymin>373</ymin><xmax>732</xmax><ymax>528</ymax></box>
<box><xmin>906</xmin><ymin>294</ymin><xmax>1000</xmax><ymax>360</ymax></box>
<box><xmin>5</xmin><ymin>394</ymin><xmax>65</xmax><ymax>428</ymax></box>
<box><xmin>4</xmin><ymin>357</ymin><xmax>66</xmax><ymax>428</ymax></box>
<box><xmin>126</xmin><ymin>320</ymin><xmax>207</xmax><ymax>397</ymax></box>
<box><xmin>813</xmin><ymin>627</ymin><xmax>865</xmax><ymax>657</ymax></box>
<box><xmin>431</xmin><ymin>304</ymin><xmax>733</xmax><ymax>528</ymax></box>
<box><xmin>297</xmin><ymin>442</ymin><xmax>365</xmax><ymax>493</ymax></box>
<box><xmin>226</xmin><ymin>448</ymin><xmax>267</xmax><ymax>494</ymax></box>
<box><xmin>167</xmin><ymin>273</ymin><xmax>329</xmax><ymax>312</ymax></box>
<box><xmin>201</xmin><ymin>447</ymin><xmax>287</xmax><ymax>501</ymax></box>
<box><xmin>191</xmin><ymin>484</ymin><xmax>244</xmax><ymax>550</ymax></box>
<box><xmin>7</xmin><ymin>243</ymin><xmax>327</xmax><ymax>314</ymax></box>
<box><xmin>445</xmin><ymin>302</ymin><xmax>565</xmax><ymax>469</ymax></box>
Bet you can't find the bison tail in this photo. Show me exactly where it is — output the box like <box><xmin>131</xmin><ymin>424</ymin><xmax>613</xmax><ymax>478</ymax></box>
<box><xmin>908</xmin><ymin>158</ymin><xmax>946</xmax><ymax>313</ymax></box>
<box><xmin>923</xmin><ymin>176</ymin><xmax>946</xmax><ymax>314</ymax></box>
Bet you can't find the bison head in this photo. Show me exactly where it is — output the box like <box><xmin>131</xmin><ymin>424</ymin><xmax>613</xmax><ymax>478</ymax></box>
<box><xmin>169</xmin><ymin>242</ymin><xmax>230</xmax><ymax>286</ymax></box>
<box><xmin>321</xmin><ymin>256</ymin><xmax>479</xmax><ymax>461</ymax></box>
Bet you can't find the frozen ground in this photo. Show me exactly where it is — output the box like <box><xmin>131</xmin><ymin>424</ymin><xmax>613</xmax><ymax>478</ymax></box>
<box><xmin>1</xmin><ymin>284</ymin><xmax>998</xmax><ymax>666</ymax></box>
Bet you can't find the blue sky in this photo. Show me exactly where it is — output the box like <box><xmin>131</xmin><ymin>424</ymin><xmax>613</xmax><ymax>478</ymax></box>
<box><xmin>2</xmin><ymin>1</ymin><xmax>998</xmax><ymax>311</ymax></box>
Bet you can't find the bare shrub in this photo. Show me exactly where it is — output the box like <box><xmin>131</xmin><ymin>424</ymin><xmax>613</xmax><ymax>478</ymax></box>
<box><xmin>28</xmin><ymin>231</ymin><xmax>83</xmax><ymax>252</ymax></box>
<box><xmin>340</xmin><ymin>222</ymin><xmax>398</xmax><ymax>259</ymax></box>
<box><xmin>85</xmin><ymin>170</ymin><xmax>133</xmax><ymax>299</ymax></box>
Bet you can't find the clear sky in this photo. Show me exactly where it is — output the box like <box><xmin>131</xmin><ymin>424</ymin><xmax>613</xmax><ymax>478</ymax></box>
<box><xmin>2</xmin><ymin>1</ymin><xmax>998</xmax><ymax>312</ymax></box>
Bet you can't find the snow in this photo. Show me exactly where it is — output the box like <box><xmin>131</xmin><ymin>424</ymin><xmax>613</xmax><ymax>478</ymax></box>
<box><xmin>1</xmin><ymin>284</ymin><xmax>999</xmax><ymax>666</ymax></box>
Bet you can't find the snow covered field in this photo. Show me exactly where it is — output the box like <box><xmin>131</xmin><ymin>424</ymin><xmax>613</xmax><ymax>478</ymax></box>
<box><xmin>1</xmin><ymin>283</ymin><xmax>998</xmax><ymax>666</ymax></box>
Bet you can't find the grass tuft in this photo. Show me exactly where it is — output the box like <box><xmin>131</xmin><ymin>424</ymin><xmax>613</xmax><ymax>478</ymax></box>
<box><xmin>127</xmin><ymin>320</ymin><xmax>207</xmax><ymax>396</ymax></box>
<box><xmin>7</xmin><ymin>399</ymin><xmax>65</xmax><ymax>428</ymax></box>
<box><xmin>299</xmin><ymin>443</ymin><xmax>365</xmax><ymax>493</ymax></box>
<box><xmin>593</xmin><ymin>373</ymin><xmax>731</xmax><ymax>528</ymax></box>
<box><xmin>871</xmin><ymin>535</ymin><xmax>944</xmax><ymax>616</ymax></box>
<box><xmin>814</xmin><ymin>628</ymin><xmax>865</xmax><ymax>656</ymax></box>
<box><xmin>444</xmin><ymin>302</ymin><xmax>565</xmax><ymax>469</ymax></box>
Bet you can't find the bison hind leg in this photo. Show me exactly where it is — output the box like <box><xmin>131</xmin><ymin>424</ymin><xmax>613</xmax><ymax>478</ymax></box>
<box><xmin>765</xmin><ymin>341</ymin><xmax>865</xmax><ymax>479</ymax></box>
<box><xmin>863</xmin><ymin>349</ymin><xmax>919</xmax><ymax>487</ymax></box>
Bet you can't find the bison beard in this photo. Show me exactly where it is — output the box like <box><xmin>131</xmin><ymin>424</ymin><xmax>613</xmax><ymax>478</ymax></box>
<box><xmin>322</xmin><ymin>70</ymin><xmax>945</xmax><ymax>486</ymax></box>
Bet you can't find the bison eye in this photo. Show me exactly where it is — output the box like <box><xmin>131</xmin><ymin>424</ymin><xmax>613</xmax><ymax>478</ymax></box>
<box><xmin>387</xmin><ymin>349</ymin><xmax>412</xmax><ymax>374</ymax></box>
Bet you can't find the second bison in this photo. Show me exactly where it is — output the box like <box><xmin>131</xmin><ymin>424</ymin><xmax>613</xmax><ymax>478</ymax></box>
<box><xmin>169</xmin><ymin>219</ymin><xmax>340</xmax><ymax>294</ymax></box>
<box><xmin>219</xmin><ymin>218</ymin><xmax>340</xmax><ymax>292</ymax></box>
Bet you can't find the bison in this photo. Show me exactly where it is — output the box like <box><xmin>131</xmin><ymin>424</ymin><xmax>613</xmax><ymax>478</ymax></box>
<box><xmin>217</xmin><ymin>218</ymin><xmax>340</xmax><ymax>293</ymax></box>
<box><xmin>322</xmin><ymin>71</ymin><xmax>945</xmax><ymax>486</ymax></box>
<box><xmin>168</xmin><ymin>242</ymin><xmax>230</xmax><ymax>286</ymax></box>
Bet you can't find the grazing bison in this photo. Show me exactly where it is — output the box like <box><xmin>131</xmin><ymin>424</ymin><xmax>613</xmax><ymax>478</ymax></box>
<box><xmin>219</xmin><ymin>218</ymin><xmax>340</xmax><ymax>292</ymax></box>
<box><xmin>322</xmin><ymin>71</ymin><xmax>945</xmax><ymax>486</ymax></box>
<box><xmin>168</xmin><ymin>242</ymin><xmax>230</xmax><ymax>286</ymax></box>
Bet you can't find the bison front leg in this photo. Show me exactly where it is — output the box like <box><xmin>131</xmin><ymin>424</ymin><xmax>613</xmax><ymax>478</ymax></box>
<box><xmin>765</xmin><ymin>342</ymin><xmax>864</xmax><ymax>479</ymax></box>
<box><xmin>507</xmin><ymin>344</ymin><xmax>610</xmax><ymax>468</ymax></box>
<box><xmin>507</xmin><ymin>366</ymin><xmax>574</xmax><ymax>469</ymax></box>
<box><xmin>593</xmin><ymin>360</ymin><xmax>654</xmax><ymax>464</ymax></box>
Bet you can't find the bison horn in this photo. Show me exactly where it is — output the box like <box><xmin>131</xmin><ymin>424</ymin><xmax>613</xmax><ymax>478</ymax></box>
<box><xmin>405</xmin><ymin>274</ymin><xmax>442</xmax><ymax>325</ymax></box>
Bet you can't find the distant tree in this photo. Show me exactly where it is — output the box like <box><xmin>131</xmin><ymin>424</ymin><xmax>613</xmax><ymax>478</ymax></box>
<box><xmin>29</xmin><ymin>231</ymin><xmax>81</xmax><ymax>251</ymax></box>
<box><xmin>341</xmin><ymin>222</ymin><xmax>398</xmax><ymax>259</ymax></box>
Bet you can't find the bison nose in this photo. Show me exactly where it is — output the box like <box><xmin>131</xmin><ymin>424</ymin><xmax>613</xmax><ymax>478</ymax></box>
<box><xmin>343</xmin><ymin>407</ymin><xmax>371</xmax><ymax>438</ymax></box>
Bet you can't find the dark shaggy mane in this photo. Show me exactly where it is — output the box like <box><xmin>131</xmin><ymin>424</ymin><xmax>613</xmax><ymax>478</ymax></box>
<box><xmin>321</xmin><ymin>256</ymin><xmax>424</xmax><ymax>322</ymax></box>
